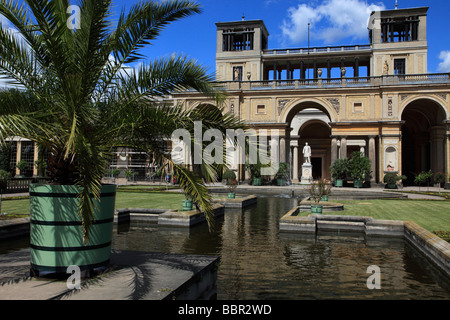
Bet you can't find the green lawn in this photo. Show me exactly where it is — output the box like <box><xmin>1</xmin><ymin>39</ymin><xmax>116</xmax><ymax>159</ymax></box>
<box><xmin>298</xmin><ymin>199</ymin><xmax>450</xmax><ymax>232</ymax></box>
<box><xmin>1</xmin><ymin>194</ymin><xmax>450</xmax><ymax>234</ymax></box>
<box><xmin>0</xmin><ymin>191</ymin><xmax>186</xmax><ymax>216</ymax></box>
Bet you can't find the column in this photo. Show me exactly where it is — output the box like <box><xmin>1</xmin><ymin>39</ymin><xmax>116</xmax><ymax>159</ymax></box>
<box><xmin>300</xmin><ymin>61</ymin><xmax>305</xmax><ymax>80</ymax></box>
<box><xmin>15</xmin><ymin>140</ymin><xmax>21</xmax><ymax>176</ymax></box>
<box><xmin>327</xmin><ymin>60</ymin><xmax>331</xmax><ymax>79</ymax></box>
<box><xmin>292</xmin><ymin>146</ymin><xmax>299</xmax><ymax>182</ymax></box>
<box><xmin>368</xmin><ymin>136</ymin><xmax>376</xmax><ymax>183</ymax></box>
<box><xmin>331</xmin><ymin>137</ymin><xmax>338</xmax><ymax>165</ymax></box>
<box><xmin>340</xmin><ymin>137</ymin><xmax>347</xmax><ymax>159</ymax></box>
<box><xmin>273</xmin><ymin>63</ymin><xmax>277</xmax><ymax>81</ymax></box>
<box><xmin>313</xmin><ymin>60</ymin><xmax>318</xmax><ymax>79</ymax></box>
<box><xmin>286</xmin><ymin>62</ymin><xmax>291</xmax><ymax>80</ymax></box>
<box><xmin>280</xmin><ymin>137</ymin><xmax>286</xmax><ymax>163</ymax></box>
<box><xmin>354</xmin><ymin>58</ymin><xmax>359</xmax><ymax>78</ymax></box>
<box><xmin>430</xmin><ymin>126</ymin><xmax>445</xmax><ymax>173</ymax></box>
<box><xmin>33</xmin><ymin>142</ymin><xmax>39</xmax><ymax>176</ymax></box>
<box><xmin>446</xmin><ymin>132</ymin><xmax>450</xmax><ymax>181</ymax></box>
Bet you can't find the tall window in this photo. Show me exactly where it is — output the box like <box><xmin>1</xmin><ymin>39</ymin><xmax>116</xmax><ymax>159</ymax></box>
<box><xmin>223</xmin><ymin>28</ymin><xmax>254</xmax><ymax>52</ymax></box>
<box><xmin>20</xmin><ymin>141</ymin><xmax>35</xmax><ymax>177</ymax></box>
<box><xmin>381</xmin><ymin>16</ymin><xmax>420</xmax><ymax>43</ymax></box>
<box><xmin>394</xmin><ymin>59</ymin><xmax>406</xmax><ymax>75</ymax></box>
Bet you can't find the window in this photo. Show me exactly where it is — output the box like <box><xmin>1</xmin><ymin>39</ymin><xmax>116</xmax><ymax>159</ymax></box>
<box><xmin>381</xmin><ymin>16</ymin><xmax>420</xmax><ymax>43</ymax></box>
<box><xmin>233</xmin><ymin>66</ymin><xmax>243</xmax><ymax>81</ymax></box>
<box><xmin>353</xmin><ymin>102</ymin><xmax>363</xmax><ymax>113</ymax></box>
<box><xmin>394</xmin><ymin>59</ymin><xmax>406</xmax><ymax>75</ymax></box>
<box><xmin>256</xmin><ymin>105</ymin><xmax>266</xmax><ymax>114</ymax></box>
<box><xmin>222</xmin><ymin>28</ymin><xmax>254</xmax><ymax>52</ymax></box>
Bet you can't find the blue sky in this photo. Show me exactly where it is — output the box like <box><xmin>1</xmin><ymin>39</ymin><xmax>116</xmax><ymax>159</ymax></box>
<box><xmin>1</xmin><ymin>0</ymin><xmax>449</xmax><ymax>81</ymax></box>
<box><xmin>113</xmin><ymin>0</ymin><xmax>450</xmax><ymax>75</ymax></box>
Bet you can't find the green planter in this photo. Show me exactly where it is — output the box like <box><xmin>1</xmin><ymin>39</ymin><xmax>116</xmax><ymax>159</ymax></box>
<box><xmin>311</xmin><ymin>205</ymin><xmax>323</xmax><ymax>214</ymax></box>
<box><xmin>334</xmin><ymin>179</ymin><xmax>343</xmax><ymax>187</ymax></box>
<box><xmin>353</xmin><ymin>179</ymin><xmax>363</xmax><ymax>188</ymax></box>
<box><xmin>29</xmin><ymin>184</ymin><xmax>116</xmax><ymax>275</ymax></box>
<box><xmin>277</xmin><ymin>178</ymin><xmax>285</xmax><ymax>186</ymax></box>
<box><xmin>228</xmin><ymin>192</ymin><xmax>236</xmax><ymax>199</ymax></box>
<box><xmin>386</xmin><ymin>183</ymin><xmax>396</xmax><ymax>189</ymax></box>
<box><xmin>253</xmin><ymin>177</ymin><xmax>262</xmax><ymax>186</ymax></box>
<box><xmin>182</xmin><ymin>199</ymin><xmax>193</xmax><ymax>211</ymax></box>
<box><xmin>320</xmin><ymin>195</ymin><xmax>328</xmax><ymax>202</ymax></box>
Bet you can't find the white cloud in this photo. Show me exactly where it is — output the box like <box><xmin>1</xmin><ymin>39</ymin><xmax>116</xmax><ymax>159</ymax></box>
<box><xmin>437</xmin><ymin>51</ymin><xmax>450</xmax><ymax>72</ymax></box>
<box><xmin>281</xmin><ymin>0</ymin><xmax>385</xmax><ymax>45</ymax></box>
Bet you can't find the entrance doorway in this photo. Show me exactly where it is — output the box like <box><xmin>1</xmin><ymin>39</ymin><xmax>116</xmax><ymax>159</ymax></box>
<box><xmin>311</xmin><ymin>157</ymin><xmax>322</xmax><ymax>179</ymax></box>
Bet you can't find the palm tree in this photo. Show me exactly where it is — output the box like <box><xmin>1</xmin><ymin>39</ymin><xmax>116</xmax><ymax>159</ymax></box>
<box><xmin>0</xmin><ymin>0</ymin><xmax>245</xmax><ymax>243</ymax></box>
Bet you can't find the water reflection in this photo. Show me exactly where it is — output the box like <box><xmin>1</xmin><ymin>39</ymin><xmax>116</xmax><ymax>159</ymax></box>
<box><xmin>112</xmin><ymin>196</ymin><xmax>450</xmax><ymax>300</ymax></box>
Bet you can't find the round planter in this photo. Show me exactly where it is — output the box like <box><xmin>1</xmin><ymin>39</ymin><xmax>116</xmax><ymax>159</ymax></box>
<box><xmin>277</xmin><ymin>178</ymin><xmax>285</xmax><ymax>186</ymax></box>
<box><xmin>335</xmin><ymin>179</ymin><xmax>343</xmax><ymax>187</ymax></box>
<box><xmin>228</xmin><ymin>192</ymin><xmax>236</xmax><ymax>199</ymax></box>
<box><xmin>386</xmin><ymin>183</ymin><xmax>396</xmax><ymax>189</ymax></box>
<box><xmin>253</xmin><ymin>178</ymin><xmax>262</xmax><ymax>186</ymax></box>
<box><xmin>353</xmin><ymin>179</ymin><xmax>363</xmax><ymax>188</ymax></box>
<box><xmin>29</xmin><ymin>184</ymin><xmax>116</xmax><ymax>276</ymax></box>
<box><xmin>311</xmin><ymin>205</ymin><xmax>323</xmax><ymax>214</ymax></box>
<box><xmin>182</xmin><ymin>199</ymin><xmax>193</xmax><ymax>211</ymax></box>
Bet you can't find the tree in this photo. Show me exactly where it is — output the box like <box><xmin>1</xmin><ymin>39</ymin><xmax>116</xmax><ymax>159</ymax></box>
<box><xmin>0</xmin><ymin>0</ymin><xmax>245</xmax><ymax>242</ymax></box>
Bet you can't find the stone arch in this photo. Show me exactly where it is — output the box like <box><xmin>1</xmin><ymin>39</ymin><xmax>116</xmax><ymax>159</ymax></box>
<box><xmin>400</xmin><ymin>97</ymin><xmax>447</xmax><ymax>185</ymax></box>
<box><xmin>297</xmin><ymin>119</ymin><xmax>332</xmax><ymax>137</ymax></box>
<box><xmin>279</xmin><ymin>98</ymin><xmax>337</xmax><ymax>124</ymax></box>
<box><xmin>188</xmin><ymin>101</ymin><xmax>224</xmax><ymax>114</ymax></box>
<box><xmin>399</xmin><ymin>95</ymin><xmax>448</xmax><ymax>121</ymax></box>
<box><xmin>282</xmin><ymin>99</ymin><xmax>335</xmax><ymax>182</ymax></box>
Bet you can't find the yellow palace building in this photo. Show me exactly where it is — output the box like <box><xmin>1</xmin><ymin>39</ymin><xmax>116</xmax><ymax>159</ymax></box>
<box><xmin>173</xmin><ymin>6</ymin><xmax>450</xmax><ymax>185</ymax></box>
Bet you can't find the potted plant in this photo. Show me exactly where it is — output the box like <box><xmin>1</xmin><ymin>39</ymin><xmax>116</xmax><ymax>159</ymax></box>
<box><xmin>182</xmin><ymin>194</ymin><xmax>194</xmax><ymax>211</ymax></box>
<box><xmin>16</xmin><ymin>160</ymin><xmax>29</xmax><ymax>178</ymax></box>
<box><xmin>275</xmin><ymin>162</ymin><xmax>289</xmax><ymax>186</ymax></box>
<box><xmin>0</xmin><ymin>0</ymin><xmax>245</xmax><ymax>277</ymax></box>
<box><xmin>348</xmin><ymin>151</ymin><xmax>371</xmax><ymax>188</ymax></box>
<box><xmin>434</xmin><ymin>172</ymin><xmax>446</xmax><ymax>189</ymax></box>
<box><xmin>223</xmin><ymin>169</ymin><xmax>236</xmax><ymax>185</ymax></box>
<box><xmin>308</xmin><ymin>179</ymin><xmax>332</xmax><ymax>214</ymax></box>
<box><xmin>330</xmin><ymin>158</ymin><xmax>348</xmax><ymax>187</ymax></box>
<box><xmin>227</xmin><ymin>178</ymin><xmax>238</xmax><ymax>199</ymax></box>
<box><xmin>245</xmin><ymin>162</ymin><xmax>262</xmax><ymax>186</ymax></box>
<box><xmin>414</xmin><ymin>170</ymin><xmax>433</xmax><ymax>191</ymax></box>
<box><xmin>111</xmin><ymin>168</ymin><xmax>121</xmax><ymax>183</ymax></box>
<box><xmin>383</xmin><ymin>172</ymin><xmax>406</xmax><ymax>189</ymax></box>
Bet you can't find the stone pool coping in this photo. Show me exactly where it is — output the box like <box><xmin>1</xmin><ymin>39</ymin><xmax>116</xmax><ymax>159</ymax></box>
<box><xmin>211</xmin><ymin>194</ymin><xmax>257</xmax><ymax>208</ymax></box>
<box><xmin>115</xmin><ymin>204</ymin><xmax>225</xmax><ymax>227</ymax></box>
<box><xmin>280</xmin><ymin>207</ymin><xmax>450</xmax><ymax>278</ymax></box>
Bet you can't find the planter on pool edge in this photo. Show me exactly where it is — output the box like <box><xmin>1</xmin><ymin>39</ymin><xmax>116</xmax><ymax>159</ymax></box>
<box><xmin>252</xmin><ymin>178</ymin><xmax>262</xmax><ymax>186</ymax></box>
<box><xmin>182</xmin><ymin>199</ymin><xmax>193</xmax><ymax>211</ymax></box>
<box><xmin>311</xmin><ymin>205</ymin><xmax>323</xmax><ymax>214</ymax></box>
<box><xmin>353</xmin><ymin>179</ymin><xmax>363</xmax><ymax>188</ymax></box>
<box><xmin>228</xmin><ymin>192</ymin><xmax>236</xmax><ymax>199</ymax></box>
<box><xmin>29</xmin><ymin>184</ymin><xmax>116</xmax><ymax>276</ymax></box>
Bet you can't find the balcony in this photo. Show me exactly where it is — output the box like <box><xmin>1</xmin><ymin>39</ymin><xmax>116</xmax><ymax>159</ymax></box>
<box><xmin>215</xmin><ymin>73</ymin><xmax>450</xmax><ymax>91</ymax></box>
<box><xmin>263</xmin><ymin>44</ymin><xmax>373</xmax><ymax>56</ymax></box>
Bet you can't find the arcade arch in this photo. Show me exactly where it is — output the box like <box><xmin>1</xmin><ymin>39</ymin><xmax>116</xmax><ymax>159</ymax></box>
<box><xmin>283</xmin><ymin>101</ymin><xmax>333</xmax><ymax>181</ymax></box>
<box><xmin>401</xmin><ymin>98</ymin><xmax>447</xmax><ymax>185</ymax></box>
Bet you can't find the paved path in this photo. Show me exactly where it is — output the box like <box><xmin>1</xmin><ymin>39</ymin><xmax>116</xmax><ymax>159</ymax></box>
<box><xmin>0</xmin><ymin>249</ymin><xmax>218</xmax><ymax>300</ymax></box>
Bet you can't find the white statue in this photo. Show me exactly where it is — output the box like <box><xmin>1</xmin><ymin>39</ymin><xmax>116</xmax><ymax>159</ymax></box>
<box><xmin>302</xmin><ymin>142</ymin><xmax>311</xmax><ymax>164</ymax></box>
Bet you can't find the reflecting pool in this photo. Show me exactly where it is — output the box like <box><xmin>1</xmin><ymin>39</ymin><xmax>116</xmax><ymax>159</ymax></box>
<box><xmin>112</xmin><ymin>195</ymin><xmax>450</xmax><ymax>300</ymax></box>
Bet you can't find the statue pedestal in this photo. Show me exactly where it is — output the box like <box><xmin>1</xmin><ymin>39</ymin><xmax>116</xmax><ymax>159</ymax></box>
<box><xmin>300</xmin><ymin>163</ymin><xmax>313</xmax><ymax>184</ymax></box>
